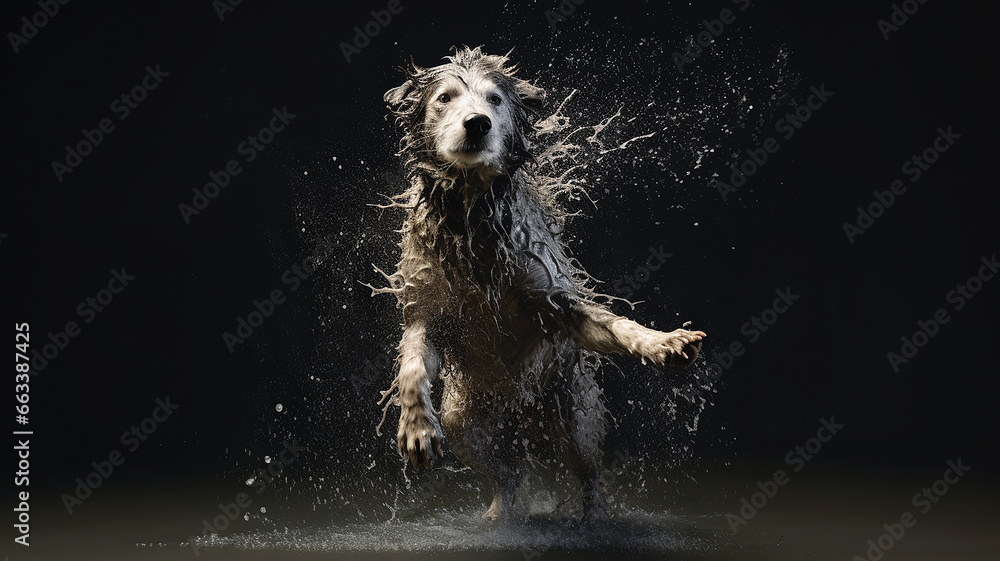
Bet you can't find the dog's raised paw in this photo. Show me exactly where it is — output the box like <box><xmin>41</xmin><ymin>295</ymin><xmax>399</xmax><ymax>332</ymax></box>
<box><xmin>640</xmin><ymin>327</ymin><xmax>706</xmax><ymax>367</ymax></box>
<box><xmin>668</xmin><ymin>338</ymin><xmax>703</xmax><ymax>367</ymax></box>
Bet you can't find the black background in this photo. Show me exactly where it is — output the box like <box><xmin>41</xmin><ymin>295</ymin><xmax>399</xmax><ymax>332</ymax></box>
<box><xmin>5</xmin><ymin>0</ymin><xmax>998</xmax><ymax>509</ymax></box>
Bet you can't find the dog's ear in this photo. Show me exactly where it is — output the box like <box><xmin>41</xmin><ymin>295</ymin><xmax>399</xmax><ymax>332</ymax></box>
<box><xmin>384</xmin><ymin>79</ymin><xmax>416</xmax><ymax>116</ymax></box>
<box><xmin>515</xmin><ymin>79</ymin><xmax>546</xmax><ymax>111</ymax></box>
<box><xmin>386</xmin><ymin>58</ymin><xmax>427</xmax><ymax>117</ymax></box>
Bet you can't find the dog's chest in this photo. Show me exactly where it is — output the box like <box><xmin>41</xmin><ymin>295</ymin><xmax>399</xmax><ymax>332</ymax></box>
<box><xmin>459</xmin><ymin>178</ymin><xmax>574</xmax><ymax>307</ymax></box>
<box><xmin>428</xmin><ymin>181</ymin><xmax>579</xmax><ymax>380</ymax></box>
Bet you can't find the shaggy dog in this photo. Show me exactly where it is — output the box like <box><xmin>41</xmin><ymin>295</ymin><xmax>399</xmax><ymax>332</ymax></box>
<box><xmin>374</xmin><ymin>46</ymin><xmax>705</xmax><ymax>521</ymax></box>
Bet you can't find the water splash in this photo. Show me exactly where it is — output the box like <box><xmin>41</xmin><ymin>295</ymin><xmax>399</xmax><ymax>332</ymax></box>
<box><xmin>221</xmin><ymin>6</ymin><xmax>801</xmax><ymax>552</ymax></box>
<box><xmin>182</xmin><ymin>508</ymin><xmax>722</xmax><ymax>553</ymax></box>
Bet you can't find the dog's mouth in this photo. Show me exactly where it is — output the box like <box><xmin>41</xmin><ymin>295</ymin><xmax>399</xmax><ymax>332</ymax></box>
<box><xmin>441</xmin><ymin>135</ymin><xmax>497</xmax><ymax>165</ymax></box>
<box><xmin>457</xmin><ymin>139</ymin><xmax>487</xmax><ymax>154</ymax></box>
<box><xmin>435</xmin><ymin>123</ymin><xmax>500</xmax><ymax>170</ymax></box>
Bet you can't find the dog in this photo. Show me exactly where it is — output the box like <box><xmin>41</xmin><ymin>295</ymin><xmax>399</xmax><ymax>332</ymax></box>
<box><xmin>374</xmin><ymin>46</ymin><xmax>705</xmax><ymax>522</ymax></box>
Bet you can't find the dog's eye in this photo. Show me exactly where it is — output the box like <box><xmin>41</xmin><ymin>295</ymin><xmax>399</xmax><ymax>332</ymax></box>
<box><xmin>438</xmin><ymin>93</ymin><xmax>451</xmax><ymax>103</ymax></box>
<box><xmin>488</xmin><ymin>94</ymin><xmax>503</xmax><ymax>106</ymax></box>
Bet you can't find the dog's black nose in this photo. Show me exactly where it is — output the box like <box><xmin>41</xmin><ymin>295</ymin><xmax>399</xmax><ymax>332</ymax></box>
<box><xmin>463</xmin><ymin>114</ymin><xmax>492</xmax><ymax>139</ymax></box>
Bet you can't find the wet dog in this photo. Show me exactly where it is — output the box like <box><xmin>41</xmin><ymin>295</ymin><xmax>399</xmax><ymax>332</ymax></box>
<box><xmin>374</xmin><ymin>46</ymin><xmax>705</xmax><ymax>521</ymax></box>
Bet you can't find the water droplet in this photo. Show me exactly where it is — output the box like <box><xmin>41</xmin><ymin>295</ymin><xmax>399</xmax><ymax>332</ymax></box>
<box><xmin>264</xmin><ymin>456</ymin><xmax>272</xmax><ymax>464</ymax></box>
<box><xmin>259</xmin><ymin>506</ymin><xmax>267</xmax><ymax>513</ymax></box>
<box><xmin>275</xmin><ymin>404</ymin><xmax>283</xmax><ymax>412</ymax></box>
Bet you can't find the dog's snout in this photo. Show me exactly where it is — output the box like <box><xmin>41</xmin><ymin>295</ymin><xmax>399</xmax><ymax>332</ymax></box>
<box><xmin>463</xmin><ymin>114</ymin><xmax>492</xmax><ymax>139</ymax></box>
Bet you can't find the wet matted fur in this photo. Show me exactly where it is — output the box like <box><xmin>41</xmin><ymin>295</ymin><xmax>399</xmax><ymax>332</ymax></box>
<box><xmin>372</xmin><ymin>46</ymin><xmax>705</xmax><ymax>521</ymax></box>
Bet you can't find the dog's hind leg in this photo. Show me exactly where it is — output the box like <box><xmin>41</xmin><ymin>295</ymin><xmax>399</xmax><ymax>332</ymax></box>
<box><xmin>482</xmin><ymin>462</ymin><xmax>519</xmax><ymax>521</ymax></box>
<box><xmin>553</xmin><ymin>351</ymin><xmax>609</xmax><ymax>522</ymax></box>
<box><xmin>441</xmin><ymin>390</ymin><xmax>521</xmax><ymax>521</ymax></box>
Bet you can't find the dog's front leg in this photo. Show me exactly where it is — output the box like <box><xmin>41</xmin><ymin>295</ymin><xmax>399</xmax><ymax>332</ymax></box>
<box><xmin>393</xmin><ymin>322</ymin><xmax>444</xmax><ymax>469</ymax></box>
<box><xmin>563</xmin><ymin>301</ymin><xmax>706</xmax><ymax>367</ymax></box>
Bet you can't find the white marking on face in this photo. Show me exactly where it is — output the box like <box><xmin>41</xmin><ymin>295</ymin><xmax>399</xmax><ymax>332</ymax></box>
<box><xmin>426</xmin><ymin>70</ymin><xmax>513</xmax><ymax>172</ymax></box>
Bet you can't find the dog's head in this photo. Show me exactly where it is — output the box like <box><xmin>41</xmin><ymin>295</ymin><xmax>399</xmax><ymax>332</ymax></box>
<box><xmin>385</xmin><ymin>46</ymin><xmax>545</xmax><ymax>179</ymax></box>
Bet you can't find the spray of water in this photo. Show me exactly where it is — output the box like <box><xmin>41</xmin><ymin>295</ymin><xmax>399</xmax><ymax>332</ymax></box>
<box><xmin>183</xmin><ymin>10</ymin><xmax>799</xmax><ymax>554</ymax></box>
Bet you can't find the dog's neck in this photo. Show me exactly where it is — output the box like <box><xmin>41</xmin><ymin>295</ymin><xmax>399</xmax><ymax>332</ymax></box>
<box><xmin>414</xmin><ymin>166</ymin><xmax>516</xmax><ymax>269</ymax></box>
<box><xmin>451</xmin><ymin>165</ymin><xmax>503</xmax><ymax>194</ymax></box>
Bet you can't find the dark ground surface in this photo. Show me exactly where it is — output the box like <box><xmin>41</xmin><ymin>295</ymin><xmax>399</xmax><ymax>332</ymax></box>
<box><xmin>17</xmin><ymin>460</ymin><xmax>1000</xmax><ymax>560</ymax></box>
